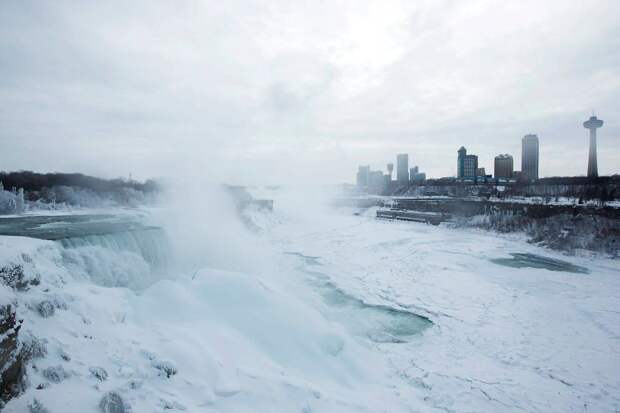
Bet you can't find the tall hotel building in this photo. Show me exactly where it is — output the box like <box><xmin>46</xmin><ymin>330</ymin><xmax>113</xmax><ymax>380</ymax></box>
<box><xmin>396</xmin><ymin>154</ymin><xmax>409</xmax><ymax>184</ymax></box>
<box><xmin>457</xmin><ymin>146</ymin><xmax>478</xmax><ymax>179</ymax></box>
<box><xmin>521</xmin><ymin>134</ymin><xmax>539</xmax><ymax>181</ymax></box>
<box><xmin>494</xmin><ymin>154</ymin><xmax>514</xmax><ymax>179</ymax></box>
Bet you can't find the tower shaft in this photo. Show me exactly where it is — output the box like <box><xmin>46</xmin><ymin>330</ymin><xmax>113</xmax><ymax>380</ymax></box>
<box><xmin>587</xmin><ymin>128</ymin><xmax>598</xmax><ymax>178</ymax></box>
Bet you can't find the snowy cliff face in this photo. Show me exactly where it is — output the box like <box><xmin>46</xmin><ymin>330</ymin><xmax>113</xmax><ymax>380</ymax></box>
<box><xmin>1</xmin><ymin>303</ymin><xmax>23</xmax><ymax>404</ymax></box>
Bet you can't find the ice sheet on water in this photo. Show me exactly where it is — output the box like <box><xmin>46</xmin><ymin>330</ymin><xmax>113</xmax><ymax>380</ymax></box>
<box><xmin>0</xmin><ymin>214</ymin><xmax>150</xmax><ymax>240</ymax></box>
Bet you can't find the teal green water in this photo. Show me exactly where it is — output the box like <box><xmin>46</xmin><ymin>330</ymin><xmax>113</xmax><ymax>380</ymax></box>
<box><xmin>286</xmin><ymin>250</ymin><xmax>432</xmax><ymax>343</ymax></box>
<box><xmin>491</xmin><ymin>253</ymin><xmax>589</xmax><ymax>274</ymax></box>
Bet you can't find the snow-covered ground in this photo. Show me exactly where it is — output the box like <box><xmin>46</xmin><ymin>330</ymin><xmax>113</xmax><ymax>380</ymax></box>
<box><xmin>2</xmin><ymin>188</ymin><xmax>620</xmax><ymax>412</ymax></box>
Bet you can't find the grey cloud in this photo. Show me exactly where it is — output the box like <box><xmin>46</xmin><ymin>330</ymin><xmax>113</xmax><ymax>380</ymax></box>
<box><xmin>0</xmin><ymin>0</ymin><xmax>618</xmax><ymax>183</ymax></box>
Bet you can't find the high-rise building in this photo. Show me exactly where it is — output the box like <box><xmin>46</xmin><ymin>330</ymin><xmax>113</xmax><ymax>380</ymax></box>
<box><xmin>457</xmin><ymin>147</ymin><xmax>478</xmax><ymax>179</ymax></box>
<box><xmin>465</xmin><ymin>156</ymin><xmax>478</xmax><ymax>178</ymax></box>
<box><xmin>457</xmin><ymin>147</ymin><xmax>466</xmax><ymax>178</ymax></box>
<box><xmin>409</xmin><ymin>166</ymin><xmax>426</xmax><ymax>182</ymax></box>
<box><xmin>396</xmin><ymin>154</ymin><xmax>409</xmax><ymax>184</ymax></box>
<box><xmin>386</xmin><ymin>163</ymin><xmax>394</xmax><ymax>181</ymax></box>
<box><xmin>521</xmin><ymin>134</ymin><xmax>539</xmax><ymax>181</ymax></box>
<box><xmin>494</xmin><ymin>154</ymin><xmax>514</xmax><ymax>179</ymax></box>
<box><xmin>356</xmin><ymin>165</ymin><xmax>370</xmax><ymax>187</ymax></box>
<box><xmin>583</xmin><ymin>115</ymin><xmax>603</xmax><ymax>178</ymax></box>
<box><xmin>368</xmin><ymin>170</ymin><xmax>386</xmax><ymax>192</ymax></box>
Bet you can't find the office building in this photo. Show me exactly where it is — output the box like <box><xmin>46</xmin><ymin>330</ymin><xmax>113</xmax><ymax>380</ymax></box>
<box><xmin>396</xmin><ymin>154</ymin><xmax>409</xmax><ymax>184</ymax></box>
<box><xmin>368</xmin><ymin>170</ymin><xmax>386</xmax><ymax>191</ymax></box>
<box><xmin>356</xmin><ymin>165</ymin><xmax>370</xmax><ymax>187</ymax></box>
<box><xmin>494</xmin><ymin>154</ymin><xmax>514</xmax><ymax>179</ymax></box>
<box><xmin>521</xmin><ymin>134</ymin><xmax>539</xmax><ymax>181</ymax></box>
<box><xmin>457</xmin><ymin>147</ymin><xmax>478</xmax><ymax>179</ymax></box>
<box><xmin>410</xmin><ymin>166</ymin><xmax>426</xmax><ymax>182</ymax></box>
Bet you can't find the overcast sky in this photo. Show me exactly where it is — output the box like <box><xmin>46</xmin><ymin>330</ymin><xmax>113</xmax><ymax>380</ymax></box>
<box><xmin>1</xmin><ymin>0</ymin><xmax>619</xmax><ymax>184</ymax></box>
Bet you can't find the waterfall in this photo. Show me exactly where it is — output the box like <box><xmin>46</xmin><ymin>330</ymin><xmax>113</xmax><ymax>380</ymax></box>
<box><xmin>58</xmin><ymin>227</ymin><xmax>173</xmax><ymax>290</ymax></box>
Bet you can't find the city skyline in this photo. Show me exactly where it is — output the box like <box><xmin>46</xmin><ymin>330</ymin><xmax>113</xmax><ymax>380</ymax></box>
<box><xmin>356</xmin><ymin>114</ymin><xmax>613</xmax><ymax>182</ymax></box>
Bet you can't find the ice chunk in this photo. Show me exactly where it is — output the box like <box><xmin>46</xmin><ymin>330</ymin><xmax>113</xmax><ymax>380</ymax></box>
<box><xmin>89</xmin><ymin>366</ymin><xmax>108</xmax><ymax>381</ymax></box>
<box><xmin>151</xmin><ymin>359</ymin><xmax>177</xmax><ymax>378</ymax></box>
<box><xmin>21</xmin><ymin>334</ymin><xmax>48</xmax><ymax>359</ymax></box>
<box><xmin>28</xmin><ymin>398</ymin><xmax>50</xmax><ymax>413</ymax></box>
<box><xmin>99</xmin><ymin>391</ymin><xmax>131</xmax><ymax>413</ymax></box>
<box><xmin>59</xmin><ymin>349</ymin><xmax>71</xmax><ymax>361</ymax></box>
<box><xmin>0</xmin><ymin>263</ymin><xmax>39</xmax><ymax>291</ymax></box>
<box><xmin>36</xmin><ymin>301</ymin><xmax>55</xmax><ymax>318</ymax></box>
<box><xmin>36</xmin><ymin>296</ymin><xmax>68</xmax><ymax>318</ymax></box>
<box><xmin>42</xmin><ymin>365</ymin><xmax>70</xmax><ymax>383</ymax></box>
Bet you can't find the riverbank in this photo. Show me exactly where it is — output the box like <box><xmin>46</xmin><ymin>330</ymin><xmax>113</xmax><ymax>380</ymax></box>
<box><xmin>337</xmin><ymin>196</ymin><xmax>620</xmax><ymax>256</ymax></box>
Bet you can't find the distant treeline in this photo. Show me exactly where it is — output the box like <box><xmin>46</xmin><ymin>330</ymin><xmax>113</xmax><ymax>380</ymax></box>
<box><xmin>0</xmin><ymin>171</ymin><xmax>159</xmax><ymax>194</ymax></box>
<box><xmin>0</xmin><ymin>171</ymin><xmax>160</xmax><ymax>213</ymax></box>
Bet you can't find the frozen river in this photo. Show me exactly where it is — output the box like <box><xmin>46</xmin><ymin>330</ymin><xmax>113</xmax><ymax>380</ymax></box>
<box><xmin>1</xmin><ymin>194</ymin><xmax>619</xmax><ymax>412</ymax></box>
<box><xmin>261</xmin><ymin>191</ymin><xmax>620</xmax><ymax>412</ymax></box>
